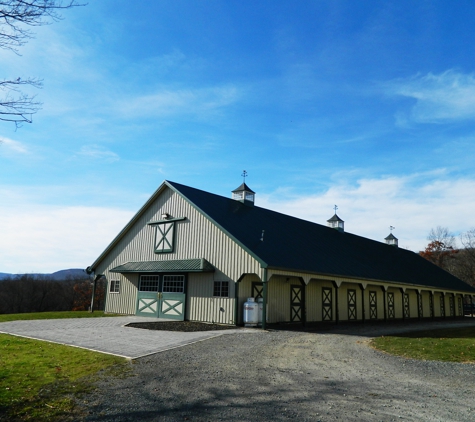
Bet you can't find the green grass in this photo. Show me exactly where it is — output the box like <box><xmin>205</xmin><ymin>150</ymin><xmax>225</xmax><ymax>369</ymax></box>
<box><xmin>371</xmin><ymin>327</ymin><xmax>475</xmax><ymax>362</ymax></box>
<box><xmin>0</xmin><ymin>334</ymin><xmax>128</xmax><ymax>421</ymax></box>
<box><xmin>0</xmin><ymin>311</ymin><xmax>128</xmax><ymax>420</ymax></box>
<box><xmin>0</xmin><ymin>311</ymin><xmax>121</xmax><ymax>323</ymax></box>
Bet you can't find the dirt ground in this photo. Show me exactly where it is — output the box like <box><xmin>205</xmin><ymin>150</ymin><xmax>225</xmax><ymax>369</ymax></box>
<box><xmin>77</xmin><ymin>319</ymin><xmax>475</xmax><ymax>422</ymax></box>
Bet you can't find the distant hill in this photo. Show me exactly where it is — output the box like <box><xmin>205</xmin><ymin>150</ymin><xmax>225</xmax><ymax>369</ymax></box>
<box><xmin>0</xmin><ymin>268</ymin><xmax>87</xmax><ymax>281</ymax></box>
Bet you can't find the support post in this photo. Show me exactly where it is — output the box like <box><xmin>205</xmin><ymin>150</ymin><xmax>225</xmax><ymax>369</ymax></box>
<box><xmin>332</xmin><ymin>281</ymin><xmax>340</xmax><ymax>324</ymax></box>
<box><xmin>400</xmin><ymin>288</ymin><xmax>405</xmax><ymax>321</ymax></box>
<box><xmin>359</xmin><ymin>284</ymin><xmax>366</xmax><ymax>323</ymax></box>
<box><xmin>234</xmin><ymin>279</ymin><xmax>240</xmax><ymax>326</ymax></box>
<box><xmin>298</xmin><ymin>277</ymin><xmax>307</xmax><ymax>327</ymax></box>
<box><xmin>381</xmin><ymin>286</ymin><xmax>387</xmax><ymax>321</ymax></box>
<box><xmin>262</xmin><ymin>268</ymin><xmax>268</xmax><ymax>330</ymax></box>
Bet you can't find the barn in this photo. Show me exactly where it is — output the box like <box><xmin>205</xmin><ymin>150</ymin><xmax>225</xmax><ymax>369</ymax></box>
<box><xmin>87</xmin><ymin>180</ymin><xmax>475</xmax><ymax>328</ymax></box>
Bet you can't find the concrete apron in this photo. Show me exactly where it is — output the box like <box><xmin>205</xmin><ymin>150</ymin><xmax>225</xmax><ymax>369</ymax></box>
<box><xmin>0</xmin><ymin>316</ymin><xmax>251</xmax><ymax>359</ymax></box>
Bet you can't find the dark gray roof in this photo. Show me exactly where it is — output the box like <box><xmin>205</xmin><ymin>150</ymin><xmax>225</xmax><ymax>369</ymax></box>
<box><xmin>232</xmin><ymin>182</ymin><xmax>255</xmax><ymax>194</ymax></box>
<box><xmin>327</xmin><ymin>213</ymin><xmax>344</xmax><ymax>223</ymax></box>
<box><xmin>385</xmin><ymin>233</ymin><xmax>398</xmax><ymax>240</ymax></box>
<box><xmin>110</xmin><ymin>258</ymin><xmax>215</xmax><ymax>274</ymax></box>
<box><xmin>167</xmin><ymin>181</ymin><xmax>475</xmax><ymax>293</ymax></box>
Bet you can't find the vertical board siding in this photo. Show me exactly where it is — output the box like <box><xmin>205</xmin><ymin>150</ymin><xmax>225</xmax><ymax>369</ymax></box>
<box><xmin>97</xmin><ymin>188</ymin><xmax>260</xmax><ymax>323</ymax></box>
<box><xmin>187</xmin><ymin>273</ymin><xmax>236</xmax><ymax>324</ymax></box>
<box><xmin>104</xmin><ymin>273</ymin><xmax>138</xmax><ymax>315</ymax></box>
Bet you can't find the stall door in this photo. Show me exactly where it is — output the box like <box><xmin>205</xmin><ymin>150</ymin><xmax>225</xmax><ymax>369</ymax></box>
<box><xmin>136</xmin><ymin>275</ymin><xmax>185</xmax><ymax>320</ymax></box>
<box><xmin>136</xmin><ymin>275</ymin><xmax>160</xmax><ymax>317</ymax></box>
<box><xmin>159</xmin><ymin>275</ymin><xmax>185</xmax><ymax>320</ymax></box>
<box><xmin>290</xmin><ymin>285</ymin><xmax>303</xmax><ymax>322</ymax></box>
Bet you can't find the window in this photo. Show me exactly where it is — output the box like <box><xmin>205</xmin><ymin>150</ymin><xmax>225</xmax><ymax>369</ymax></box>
<box><xmin>214</xmin><ymin>281</ymin><xmax>229</xmax><ymax>297</ymax></box>
<box><xmin>110</xmin><ymin>280</ymin><xmax>120</xmax><ymax>293</ymax></box>
<box><xmin>163</xmin><ymin>275</ymin><xmax>185</xmax><ymax>293</ymax></box>
<box><xmin>139</xmin><ymin>275</ymin><xmax>160</xmax><ymax>292</ymax></box>
<box><xmin>154</xmin><ymin>221</ymin><xmax>175</xmax><ymax>253</ymax></box>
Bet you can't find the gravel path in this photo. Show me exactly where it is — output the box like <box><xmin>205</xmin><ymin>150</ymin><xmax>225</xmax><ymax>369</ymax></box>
<box><xmin>77</xmin><ymin>319</ymin><xmax>475</xmax><ymax>422</ymax></box>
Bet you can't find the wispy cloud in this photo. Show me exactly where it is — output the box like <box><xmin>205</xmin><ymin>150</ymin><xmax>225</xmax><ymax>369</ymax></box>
<box><xmin>385</xmin><ymin>70</ymin><xmax>475</xmax><ymax>124</ymax></box>
<box><xmin>0</xmin><ymin>137</ymin><xmax>28</xmax><ymax>154</ymax></box>
<box><xmin>114</xmin><ymin>85</ymin><xmax>240</xmax><ymax>119</ymax></box>
<box><xmin>77</xmin><ymin>145</ymin><xmax>119</xmax><ymax>162</ymax></box>
<box><xmin>259</xmin><ymin>172</ymin><xmax>475</xmax><ymax>251</ymax></box>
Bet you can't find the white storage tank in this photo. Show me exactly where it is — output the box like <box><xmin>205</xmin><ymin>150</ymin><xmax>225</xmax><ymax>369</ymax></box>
<box><xmin>243</xmin><ymin>297</ymin><xmax>258</xmax><ymax>327</ymax></box>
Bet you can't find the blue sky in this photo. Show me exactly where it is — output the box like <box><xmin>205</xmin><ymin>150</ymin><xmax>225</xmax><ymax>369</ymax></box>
<box><xmin>1</xmin><ymin>0</ymin><xmax>475</xmax><ymax>273</ymax></box>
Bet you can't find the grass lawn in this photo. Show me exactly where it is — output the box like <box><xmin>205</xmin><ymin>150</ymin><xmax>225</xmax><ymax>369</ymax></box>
<box><xmin>0</xmin><ymin>310</ymin><xmax>121</xmax><ymax>323</ymax></box>
<box><xmin>371</xmin><ymin>326</ymin><xmax>475</xmax><ymax>362</ymax></box>
<box><xmin>0</xmin><ymin>311</ymin><xmax>128</xmax><ymax>420</ymax></box>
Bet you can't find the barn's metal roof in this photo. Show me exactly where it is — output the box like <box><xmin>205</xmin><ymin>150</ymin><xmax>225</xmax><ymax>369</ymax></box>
<box><xmin>110</xmin><ymin>258</ymin><xmax>215</xmax><ymax>274</ymax></box>
<box><xmin>167</xmin><ymin>181</ymin><xmax>475</xmax><ymax>293</ymax></box>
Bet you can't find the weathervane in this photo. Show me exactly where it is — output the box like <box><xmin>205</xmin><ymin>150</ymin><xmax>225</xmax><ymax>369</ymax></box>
<box><xmin>334</xmin><ymin>205</ymin><xmax>338</xmax><ymax>213</ymax></box>
<box><xmin>390</xmin><ymin>225</ymin><xmax>395</xmax><ymax>233</ymax></box>
<box><xmin>242</xmin><ymin>170</ymin><xmax>248</xmax><ymax>183</ymax></box>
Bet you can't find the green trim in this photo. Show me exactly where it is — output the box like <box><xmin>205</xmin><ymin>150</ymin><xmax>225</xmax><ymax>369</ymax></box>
<box><xmin>148</xmin><ymin>217</ymin><xmax>186</xmax><ymax>225</ymax></box>
<box><xmin>110</xmin><ymin>258</ymin><xmax>215</xmax><ymax>274</ymax></box>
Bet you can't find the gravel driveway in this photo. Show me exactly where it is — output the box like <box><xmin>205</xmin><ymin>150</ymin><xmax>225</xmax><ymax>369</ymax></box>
<box><xmin>77</xmin><ymin>319</ymin><xmax>475</xmax><ymax>422</ymax></box>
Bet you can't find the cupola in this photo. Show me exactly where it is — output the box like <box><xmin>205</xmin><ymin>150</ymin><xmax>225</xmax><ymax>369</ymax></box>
<box><xmin>232</xmin><ymin>170</ymin><xmax>255</xmax><ymax>206</ymax></box>
<box><xmin>327</xmin><ymin>205</ymin><xmax>344</xmax><ymax>232</ymax></box>
<box><xmin>232</xmin><ymin>182</ymin><xmax>255</xmax><ymax>205</ymax></box>
<box><xmin>385</xmin><ymin>226</ymin><xmax>398</xmax><ymax>247</ymax></box>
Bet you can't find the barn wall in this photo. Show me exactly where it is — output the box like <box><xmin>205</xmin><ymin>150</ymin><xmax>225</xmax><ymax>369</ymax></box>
<box><xmin>97</xmin><ymin>187</ymin><xmax>261</xmax><ymax>322</ymax></box>
<box><xmin>186</xmin><ymin>272</ymin><xmax>236</xmax><ymax>324</ymax></box>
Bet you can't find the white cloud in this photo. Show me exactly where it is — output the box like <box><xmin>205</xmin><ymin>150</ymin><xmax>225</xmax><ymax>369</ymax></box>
<box><xmin>0</xmin><ymin>204</ymin><xmax>134</xmax><ymax>274</ymax></box>
<box><xmin>0</xmin><ymin>137</ymin><xmax>28</xmax><ymax>154</ymax></box>
<box><xmin>77</xmin><ymin>145</ymin><xmax>119</xmax><ymax>162</ymax></box>
<box><xmin>385</xmin><ymin>70</ymin><xmax>475</xmax><ymax>124</ymax></box>
<box><xmin>259</xmin><ymin>173</ymin><xmax>475</xmax><ymax>252</ymax></box>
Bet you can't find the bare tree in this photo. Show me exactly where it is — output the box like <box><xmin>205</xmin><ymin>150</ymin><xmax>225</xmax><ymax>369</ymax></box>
<box><xmin>0</xmin><ymin>0</ymin><xmax>83</xmax><ymax>127</ymax></box>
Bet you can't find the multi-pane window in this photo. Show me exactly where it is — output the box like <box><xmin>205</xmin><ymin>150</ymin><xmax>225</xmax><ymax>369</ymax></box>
<box><xmin>163</xmin><ymin>275</ymin><xmax>185</xmax><ymax>293</ymax></box>
<box><xmin>214</xmin><ymin>281</ymin><xmax>229</xmax><ymax>297</ymax></box>
<box><xmin>139</xmin><ymin>275</ymin><xmax>160</xmax><ymax>292</ymax></box>
<box><xmin>110</xmin><ymin>280</ymin><xmax>120</xmax><ymax>293</ymax></box>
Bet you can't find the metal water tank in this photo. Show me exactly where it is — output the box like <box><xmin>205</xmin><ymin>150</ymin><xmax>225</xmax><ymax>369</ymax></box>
<box><xmin>243</xmin><ymin>297</ymin><xmax>258</xmax><ymax>327</ymax></box>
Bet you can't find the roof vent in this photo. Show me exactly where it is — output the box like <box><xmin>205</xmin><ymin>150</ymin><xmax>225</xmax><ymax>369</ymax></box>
<box><xmin>327</xmin><ymin>206</ymin><xmax>344</xmax><ymax>232</ymax></box>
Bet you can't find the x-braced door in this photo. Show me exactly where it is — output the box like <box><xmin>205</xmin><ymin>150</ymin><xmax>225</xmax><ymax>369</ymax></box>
<box><xmin>418</xmin><ymin>293</ymin><xmax>423</xmax><ymax>318</ymax></box>
<box><xmin>458</xmin><ymin>297</ymin><xmax>463</xmax><ymax>316</ymax></box>
<box><xmin>387</xmin><ymin>292</ymin><xmax>395</xmax><ymax>319</ymax></box>
<box><xmin>429</xmin><ymin>294</ymin><xmax>434</xmax><ymax>317</ymax></box>
<box><xmin>159</xmin><ymin>275</ymin><xmax>185</xmax><ymax>321</ymax></box>
<box><xmin>369</xmin><ymin>291</ymin><xmax>377</xmax><ymax>319</ymax></box>
<box><xmin>404</xmin><ymin>293</ymin><xmax>410</xmax><ymax>318</ymax></box>
<box><xmin>290</xmin><ymin>285</ymin><xmax>303</xmax><ymax>322</ymax></box>
<box><xmin>440</xmin><ymin>294</ymin><xmax>445</xmax><ymax>317</ymax></box>
<box><xmin>322</xmin><ymin>287</ymin><xmax>333</xmax><ymax>321</ymax></box>
<box><xmin>252</xmin><ymin>282</ymin><xmax>263</xmax><ymax>300</ymax></box>
<box><xmin>347</xmin><ymin>289</ymin><xmax>357</xmax><ymax>320</ymax></box>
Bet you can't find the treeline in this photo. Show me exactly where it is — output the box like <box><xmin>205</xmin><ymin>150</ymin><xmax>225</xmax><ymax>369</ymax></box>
<box><xmin>0</xmin><ymin>275</ymin><xmax>105</xmax><ymax>314</ymax></box>
<box><xmin>420</xmin><ymin>227</ymin><xmax>475</xmax><ymax>286</ymax></box>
